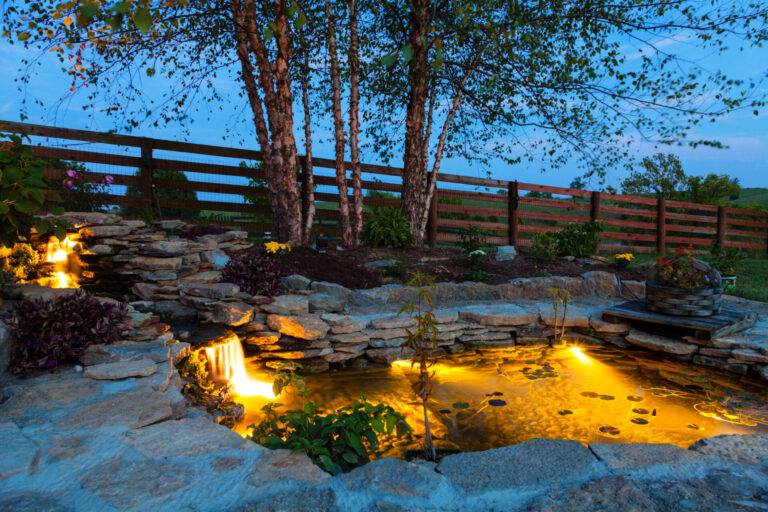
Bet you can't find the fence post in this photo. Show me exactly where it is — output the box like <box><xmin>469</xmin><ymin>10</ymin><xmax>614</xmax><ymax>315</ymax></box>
<box><xmin>716</xmin><ymin>205</ymin><xmax>726</xmax><ymax>248</ymax></box>
<box><xmin>427</xmin><ymin>191</ymin><xmax>437</xmax><ymax>247</ymax></box>
<box><xmin>591</xmin><ymin>191</ymin><xmax>602</xmax><ymax>251</ymax></box>
<box><xmin>656</xmin><ymin>199</ymin><xmax>666</xmax><ymax>254</ymax></box>
<box><xmin>508</xmin><ymin>181</ymin><xmax>519</xmax><ymax>246</ymax></box>
<box><xmin>139</xmin><ymin>139</ymin><xmax>154</xmax><ymax>211</ymax></box>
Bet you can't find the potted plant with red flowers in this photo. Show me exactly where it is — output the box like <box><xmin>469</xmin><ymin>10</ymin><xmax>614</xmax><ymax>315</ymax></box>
<box><xmin>646</xmin><ymin>245</ymin><xmax>723</xmax><ymax>317</ymax></box>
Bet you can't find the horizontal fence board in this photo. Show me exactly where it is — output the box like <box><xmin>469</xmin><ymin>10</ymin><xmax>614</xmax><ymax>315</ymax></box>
<box><xmin>600</xmin><ymin>205</ymin><xmax>657</xmax><ymax>218</ymax></box>
<box><xmin>519</xmin><ymin>211</ymin><xmax>587</xmax><ymax>223</ymax></box>
<box><xmin>518</xmin><ymin>224</ymin><xmax>561</xmax><ymax>234</ymax></box>
<box><xmin>599</xmin><ymin>244</ymin><xmax>656</xmax><ymax>253</ymax></box>
<box><xmin>519</xmin><ymin>196</ymin><xmax>590</xmax><ymax>211</ymax></box>
<box><xmin>436</xmin><ymin>188</ymin><xmax>507</xmax><ymax>203</ymax></box>
<box><xmin>723</xmin><ymin>240</ymin><xmax>765</xmax><ymax>249</ymax></box>
<box><xmin>725</xmin><ymin>206</ymin><xmax>768</xmax><ymax>218</ymax></box>
<box><xmin>33</xmin><ymin>147</ymin><xmax>141</xmax><ymax>168</ymax></box>
<box><xmin>2</xmin><ymin>121</ymin><xmax>147</xmax><ymax>147</ymax></box>
<box><xmin>518</xmin><ymin>182</ymin><xmax>592</xmax><ymax>198</ymax></box>
<box><xmin>601</xmin><ymin>232</ymin><xmax>656</xmax><ymax>242</ymax></box>
<box><xmin>438</xmin><ymin>203</ymin><xmax>505</xmax><ymax>217</ymax></box>
<box><xmin>724</xmin><ymin>228</ymin><xmax>768</xmax><ymax>240</ymax></box>
<box><xmin>665</xmin><ymin>200</ymin><xmax>719</xmax><ymax>212</ymax></box>
<box><xmin>435</xmin><ymin>232</ymin><xmax>508</xmax><ymax>245</ymax></box>
<box><xmin>601</xmin><ymin>218</ymin><xmax>657</xmax><ymax>231</ymax></box>
<box><xmin>665</xmin><ymin>212</ymin><xmax>717</xmax><ymax>224</ymax></box>
<box><xmin>45</xmin><ymin>168</ymin><xmax>139</xmax><ymax>187</ymax></box>
<box><xmin>664</xmin><ymin>225</ymin><xmax>717</xmax><ymax>235</ymax></box>
<box><xmin>153</xmin><ymin>158</ymin><xmax>264</xmax><ymax>179</ymax></box>
<box><xmin>436</xmin><ymin>218</ymin><xmax>508</xmax><ymax>232</ymax></box>
<box><xmin>666</xmin><ymin>236</ymin><xmax>716</xmax><ymax>246</ymax></box>
<box><xmin>153</xmin><ymin>177</ymin><xmax>254</xmax><ymax>196</ymax></box>
<box><xmin>725</xmin><ymin>217</ymin><xmax>767</xmax><ymax>228</ymax></box>
<box><xmin>104</xmin><ymin>194</ymin><xmax>141</xmax><ymax>207</ymax></box>
<box><xmin>601</xmin><ymin>192</ymin><xmax>658</xmax><ymax>206</ymax></box>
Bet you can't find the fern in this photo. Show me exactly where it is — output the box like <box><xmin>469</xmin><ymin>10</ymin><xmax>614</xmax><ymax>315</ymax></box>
<box><xmin>362</xmin><ymin>207</ymin><xmax>413</xmax><ymax>248</ymax></box>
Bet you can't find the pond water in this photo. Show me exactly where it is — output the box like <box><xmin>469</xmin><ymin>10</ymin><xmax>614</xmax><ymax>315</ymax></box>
<box><xmin>233</xmin><ymin>344</ymin><xmax>768</xmax><ymax>457</ymax></box>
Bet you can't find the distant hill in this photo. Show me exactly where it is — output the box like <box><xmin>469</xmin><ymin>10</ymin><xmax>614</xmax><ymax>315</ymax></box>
<box><xmin>732</xmin><ymin>188</ymin><xmax>768</xmax><ymax>209</ymax></box>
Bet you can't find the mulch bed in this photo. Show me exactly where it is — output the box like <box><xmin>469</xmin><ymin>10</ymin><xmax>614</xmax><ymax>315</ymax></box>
<box><xmin>281</xmin><ymin>247</ymin><xmax>648</xmax><ymax>290</ymax></box>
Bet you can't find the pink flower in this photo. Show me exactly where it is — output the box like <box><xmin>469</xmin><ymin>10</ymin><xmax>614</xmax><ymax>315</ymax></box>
<box><xmin>66</xmin><ymin>169</ymin><xmax>78</xmax><ymax>178</ymax></box>
<box><xmin>64</xmin><ymin>179</ymin><xmax>75</xmax><ymax>189</ymax></box>
<box><xmin>104</xmin><ymin>174</ymin><xmax>114</xmax><ymax>185</ymax></box>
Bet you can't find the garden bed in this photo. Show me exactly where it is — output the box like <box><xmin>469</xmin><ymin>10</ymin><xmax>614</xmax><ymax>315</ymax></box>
<box><xmin>280</xmin><ymin>246</ymin><xmax>648</xmax><ymax>290</ymax></box>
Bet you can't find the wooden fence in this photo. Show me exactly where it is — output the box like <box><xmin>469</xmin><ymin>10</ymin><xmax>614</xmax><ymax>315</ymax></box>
<box><xmin>3</xmin><ymin>121</ymin><xmax>767</xmax><ymax>255</ymax></box>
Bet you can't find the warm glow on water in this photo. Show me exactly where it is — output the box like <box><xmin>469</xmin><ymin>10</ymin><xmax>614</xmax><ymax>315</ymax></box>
<box><xmin>205</xmin><ymin>335</ymin><xmax>275</xmax><ymax>399</ymax></box>
<box><xmin>234</xmin><ymin>344</ymin><xmax>768</xmax><ymax>456</ymax></box>
<box><xmin>33</xmin><ymin>235</ymin><xmax>81</xmax><ymax>289</ymax></box>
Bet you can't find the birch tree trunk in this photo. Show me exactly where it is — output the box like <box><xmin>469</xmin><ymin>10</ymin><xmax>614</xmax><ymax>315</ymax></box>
<box><xmin>299</xmin><ymin>28</ymin><xmax>316</xmax><ymax>246</ymax></box>
<box><xmin>325</xmin><ymin>0</ymin><xmax>353</xmax><ymax>247</ymax></box>
<box><xmin>401</xmin><ymin>0</ymin><xmax>431</xmax><ymax>243</ymax></box>
<box><xmin>348</xmin><ymin>0</ymin><xmax>363</xmax><ymax>246</ymax></box>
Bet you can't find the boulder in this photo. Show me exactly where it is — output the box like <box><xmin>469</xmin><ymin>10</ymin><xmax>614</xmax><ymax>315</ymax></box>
<box><xmin>311</xmin><ymin>281</ymin><xmax>350</xmax><ymax>299</ymax></box>
<box><xmin>244</xmin><ymin>332</ymin><xmax>281</xmax><ymax>346</ymax></box>
<box><xmin>54</xmin><ymin>211</ymin><xmax>123</xmax><ymax>227</ymax></box>
<box><xmin>495</xmin><ymin>245</ymin><xmax>517</xmax><ymax>261</ymax></box>
<box><xmin>539</xmin><ymin>304</ymin><xmax>590</xmax><ymax>327</ymax></box>
<box><xmin>370</xmin><ymin>314</ymin><xmax>416</xmax><ymax>330</ymax></box>
<box><xmin>267</xmin><ymin>314</ymin><xmax>330</xmax><ymax>340</ymax></box>
<box><xmin>349</xmin><ymin>287</ymin><xmax>390</xmax><ymax>308</ymax></box>
<box><xmin>589</xmin><ymin>314</ymin><xmax>629</xmax><ymax>334</ymax></box>
<box><xmin>308</xmin><ymin>294</ymin><xmax>346</xmax><ymax>313</ymax></box>
<box><xmin>582</xmin><ymin>271</ymin><xmax>619</xmax><ymax>297</ymax></box>
<box><xmin>589</xmin><ymin>442</ymin><xmax>714</xmax><ymax>477</ymax></box>
<box><xmin>626</xmin><ymin>329</ymin><xmax>698</xmax><ymax>356</ymax></box>
<box><xmin>154</xmin><ymin>300</ymin><xmax>197</xmax><ymax>320</ymax></box>
<box><xmin>78</xmin><ymin>224</ymin><xmax>132</xmax><ymax>238</ymax></box>
<box><xmin>83</xmin><ymin>359</ymin><xmax>158</xmax><ymax>380</ymax></box>
<box><xmin>88</xmin><ymin>244</ymin><xmax>113</xmax><ymax>255</ymax></box>
<box><xmin>138</xmin><ymin>239</ymin><xmax>189</xmax><ymax>257</ymax></box>
<box><xmin>212</xmin><ymin>301</ymin><xmax>254</xmax><ymax>326</ymax></box>
<box><xmin>321</xmin><ymin>314</ymin><xmax>367</xmax><ymax>334</ymax></box>
<box><xmin>179</xmin><ymin>282</ymin><xmax>239</xmax><ymax>299</ymax></box>
<box><xmin>436</xmin><ymin>439</ymin><xmax>599</xmax><ymax>495</ymax></box>
<box><xmin>341</xmin><ymin>458</ymin><xmax>450</xmax><ymax>501</ymax></box>
<box><xmin>459</xmin><ymin>304</ymin><xmax>538</xmax><ymax>326</ymax></box>
<box><xmin>130</xmin><ymin>255</ymin><xmax>183</xmax><ymax>271</ymax></box>
<box><xmin>261</xmin><ymin>294</ymin><xmax>309</xmax><ymax>315</ymax></box>
<box><xmin>282</xmin><ymin>274</ymin><xmax>311</xmax><ymax>291</ymax></box>
<box><xmin>689</xmin><ymin>433</ymin><xmax>768</xmax><ymax>464</ymax></box>
<box><xmin>80</xmin><ymin>341</ymin><xmax>189</xmax><ymax>366</ymax></box>
<box><xmin>366</xmin><ymin>347</ymin><xmax>414</xmax><ymax>364</ymax></box>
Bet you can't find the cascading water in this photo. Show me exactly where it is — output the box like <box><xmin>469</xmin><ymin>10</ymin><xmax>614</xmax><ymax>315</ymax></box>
<box><xmin>204</xmin><ymin>335</ymin><xmax>275</xmax><ymax>398</ymax></box>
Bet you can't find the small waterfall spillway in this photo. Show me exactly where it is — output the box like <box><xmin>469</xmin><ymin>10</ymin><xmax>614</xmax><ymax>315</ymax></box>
<box><xmin>204</xmin><ymin>335</ymin><xmax>276</xmax><ymax>398</ymax></box>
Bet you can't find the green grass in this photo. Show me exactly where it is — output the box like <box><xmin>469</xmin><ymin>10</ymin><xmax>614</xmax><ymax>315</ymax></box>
<box><xmin>732</xmin><ymin>187</ymin><xmax>768</xmax><ymax>209</ymax></box>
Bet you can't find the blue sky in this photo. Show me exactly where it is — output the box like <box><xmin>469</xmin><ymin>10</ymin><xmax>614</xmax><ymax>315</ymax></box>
<box><xmin>1</xmin><ymin>25</ymin><xmax>766</xmax><ymax>193</ymax></box>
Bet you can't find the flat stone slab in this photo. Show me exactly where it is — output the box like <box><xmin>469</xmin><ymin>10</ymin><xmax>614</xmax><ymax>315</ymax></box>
<box><xmin>590</xmin><ymin>443</ymin><xmax>723</xmax><ymax>480</ymax></box>
<box><xmin>121</xmin><ymin>416</ymin><xmax>253</xmax><ymax>457</ymax></box>
<box><xmin>83</xmin><ymin>359</ymin><xmax>158</xmax><ymax>380</ymax></box>
<box><xmin>340</xmin><ymin>458</ymin><xmax>450</xmax><ymax>503</ymax></box>
<box><xmin>436</xmin><ymin>438</ymin><xmax>599</xmax><ymax>495</ymax></box>
<box><xmin>321</xmin><ymin>314</ymin><xmax>368</xmax><ymax>334</ymax></box>
<box><xmin>625</xmin><ymin>329</ymin><xmax>698</xmax><ymax>356</ymax></box>
<box><xmin>267</xmin><ymin>314</ymin><xmax>330</xmax><ymax>341</ymax></box>
<box><xmin>539</xmin><ymin>304</ymin><xmax>590</xmax><ymax>327</ymax></box>
<box><xmin>262</xmin><ymin>295</ymin><xmax>309</xmax><ymax>315</ymax></box>
<box><xmin>689</xmin><ymin>433</ymin><xmax>768</xmax><ymax>464</ymax></box>
<box><xmin>0</xmin><ymin>423</ymin><xmax>38</xmax><ymax>479</ymax></box>
<box><xmin>80</xmin><ymin>341</ymin><xmax>189</xmax><ymax>366</ymax></box>
<box><xmin>458</xmin><ymin>304</ymin><xmax>538</xmax><ymax>326</ymax></box>
<box><xmin>370</xmin><ymin>314</ymin><xmax>416</xmax><ymax>330</ymax></box>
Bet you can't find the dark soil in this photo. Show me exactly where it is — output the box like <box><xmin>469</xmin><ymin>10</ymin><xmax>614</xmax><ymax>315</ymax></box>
<box><xmin>281</xmin><ymin>247</ymin><xmax>648</xmax><ymax>290</ymax></box>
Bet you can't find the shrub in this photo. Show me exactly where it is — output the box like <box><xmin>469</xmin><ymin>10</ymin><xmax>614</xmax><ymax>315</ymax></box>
<box><xmin>463</xmin><ymin>269</ymin><xmax>491</xmax><ymax>282</ymax></box>
<box><xmin>554</xmin><ymin>222</ymin><xmax>604</xmax><ymax>257</ymax></box>
<box><xmin>124</xmin><ymin>168</ymin><xmax>198</xmax><ymax>218</ymax></box>
<box><xmin>221</xmin><ymin>251</ymin><xmax>290</xmax><ymax>296</ymax></box>
<box><xmin>250</xmin><ymin>367</ymin><xmax>411</xmax><ymax>475</ymax></box>
<box><xmin>709</xmin><ymin>245</ymin><xmax>745</xmax><ymax>276</ymax></box>
<box><xmin>47</xmin><ymin>161</ymin><xmax>113</xmax><ymax>212</ymax></box>
<box><xmin>182</xmin><ymin>224</ymin><xmax>228</xmax><ymax>240</ymax></box>
<box><xmin>459</xmin><ymin>226</ymin><xmax>488</xmax><ymax>254</ymax></box>
<box><xmin>0</xmin><ymin>133</ymin><xmax>67</xmax><ymax>251</ymax></box>
<box><xmin>530</xmin><ymin>232</ymin><xmax>558</xmax><ymax>261</ymax></box>
<box><xmin>362</xmin><ymin>207</ymin><xmax>413</xmax><ymax>248</ymax></box>
<box><xmin>1</xmin><ymin>243</ymin><xmax>41</xmax><ymax>280</ymax></box>
<box><xmin>3</xmin><ymin>290</ymin><xmax>129</xmax><ymax>375</ymax></box>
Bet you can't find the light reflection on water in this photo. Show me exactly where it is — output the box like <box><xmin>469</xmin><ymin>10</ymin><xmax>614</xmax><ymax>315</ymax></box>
<box><xmin>233</xmin><ymin>345</ymin><xmax>768</xmax><ymax>457</ymax></box>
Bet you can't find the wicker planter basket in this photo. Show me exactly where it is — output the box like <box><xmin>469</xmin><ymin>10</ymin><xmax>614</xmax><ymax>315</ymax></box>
<box><xmin>646</xmin><ymin>257</ymin><xmax>723</xmax><ymax>317</ymax></box>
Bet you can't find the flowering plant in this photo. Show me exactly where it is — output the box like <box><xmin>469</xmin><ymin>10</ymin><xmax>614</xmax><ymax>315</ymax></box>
<box><xmin>54</xmin><ymin>166</ymin><xmax>114</xmax><ymax>212</ymax></box>
<box><xmin>613</xmin><ymin>253</ymin><xmax>634</xmax><ymax>269</ymax></box>
<box><xmin>468</xmin><ymin>249</ymin><xmax>485</xmax><ymax>266</ymax></box>
<box><xmin>264</xmin><ymin>241</ymin><xmax>290</xmax><ymax>258</ymax></box>
<box><xmin>654</xmin><ymin>246</ymin><xmax>719</xmax><ymax>290</ymax></box>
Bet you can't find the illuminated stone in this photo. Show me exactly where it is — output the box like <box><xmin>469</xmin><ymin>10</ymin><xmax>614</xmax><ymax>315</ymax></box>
<box><xmin>459</xmin><ymin>304</ymin><xmax>538</xmax><ymax>326</ymax></box>
<box><xmin>539</xmin><ymin>305</ymin><xmax>590</xmax><ymax>327</ymax></box>
<box><xmin>213</xmin><ymin>301</ymin><xmax>254</xmax><ymax>326</ymax></box>
<box><xmin>589</xmin><ymin>314</ymin><xmax>629</xmax><ymax>334</ymax></box>
<box><xmin>334</xmin><ymin>342</ymin><xmax>369</xmax><ymax>354</ymax></box>
<box><xmin>366</xmin><ymin>347</ymin><xmax>414</xmax><ymax>363</ymax></box>
<box><xmin>267</xmin><ymin>314</ymin><xmax>330</xmax><ymax>340</ymax></box>
<box><xmin>78</xmin><ymin>224</ymin><xmax>132</xmax><ymax>237</ymax></box>
<box><xmin>262</xmin><ymin>295</ymin><xmax>309</xmax><ymax>315</ymax></box>
<box><xmin>268</xmin><ymin>348</ymin><xmax>333</xmax><ymax>359</ymax></box>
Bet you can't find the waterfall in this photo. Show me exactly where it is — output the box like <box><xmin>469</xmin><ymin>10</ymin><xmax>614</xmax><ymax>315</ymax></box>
<box><xmin>204</xmin><ymin>335</ymin><xmax>276</xmax><ymax>398</ymax></box>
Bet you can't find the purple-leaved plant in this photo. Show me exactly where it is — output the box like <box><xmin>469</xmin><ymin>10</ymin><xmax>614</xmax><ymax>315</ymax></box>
<box><xmin>221</xmin><ymin>251</ymin><xmax>289</xmax><ymax>296</ymax></box>
<box><xmin>3</xmin><ymin>290</ymin><xmax>129</xmax><ymax>375</ymax></box>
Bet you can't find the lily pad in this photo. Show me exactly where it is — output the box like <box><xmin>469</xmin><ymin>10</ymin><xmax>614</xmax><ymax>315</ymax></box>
<box><xmin>558</xmin><ymin>409</ymin><xmax>573</xmax><ymax>415</ymax></box>
<box><xmin>452</xmin><ymin>402</ymin><xmax>470</xmax><ymax>410</ymax></box>
<box><xmin>492</xmin><ymin>391</ymin><xmax>503</xmax><ymax>396</ymax></box>
<box><xmin>488</xmin><ymin>399</ymin><xmax>507</xmax><ymax>407</ymax></box>
<box><xmin>599</xmin><ymin>395</ymin><xmax>615</xmax><ymax>400</ymax></box>
<box><xmin>580</xmin><ymin>391</ymin><xmax>599</xmax><ymax>398</ymax></box>
<box><xmin>598</xmin><ymin>425</ymin><xmax>620</xmax><ymax>436</ymax></box>
<box><xmin>687</xmin><ymin>424</ymin><xmax>701</xmax><ymax>430</ymax></box>
<box><xmin>632</xmin><ymin>408</ymin><xmax>649</xmax><ymax>415</ymax></box>
<box><xmin>630</xmin><ymin>418</ymin><xmax>649</xmax><ymax>425</ymax></box>
<box><xmin>627</xmin><ymin>395</ymin><xmax>643</xmax><ymax>402</ymax></box>
<box><xmin>439</xmin><ymin>409</ymin><xmax>451</xmax><ymax>414</ymax></box>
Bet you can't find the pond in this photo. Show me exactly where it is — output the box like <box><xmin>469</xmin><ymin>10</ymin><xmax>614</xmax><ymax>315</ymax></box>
<box><xmin>232</xmin><ymin>343</ymin><xmax>768</xmax><ymax>458</ymax></box>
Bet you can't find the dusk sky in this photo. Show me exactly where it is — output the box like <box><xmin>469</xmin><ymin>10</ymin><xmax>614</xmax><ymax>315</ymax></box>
<box><xmin>1</xmin><ymin>23</ymin><xmax>766</xmax><ymax>192</ymax></box>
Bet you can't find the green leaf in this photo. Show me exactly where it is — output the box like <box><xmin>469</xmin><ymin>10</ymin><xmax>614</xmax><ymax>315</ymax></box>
<box><xmin>347</xmin><ymin>433</ymin><xmax>365</xmax><ymax>456</ymax></box>
<box><xmin>287</xmin><ymin>1</ymin><xmax>296</xmax><ymax>19</ymax></box>
<box><xmin>13</xmin><ymin>199</ymin><xmax>38</xmax><ymax>213</ymax></box>
<box><xmin>380</xmin><ymin>53</ymin><xmax>396</xmax><ymax>66</ymax></box>
<box><xmin>134</xmin><ymin>8</ymin><xmax>152</xmax><ymax>34</ymax></box>
<box><xmin>263</xmin><ymin>26</ymin><xmax>273</xmax><ymax>41</ymax></box>
<box><xmin>342</xmin><ymin>451</ymin><xmax>358</xmax><ymax>464</ymax></box>
<box><xmin>113</xmin><ymin>1</ymin><xmax>131</xmax><ymax>14</ymax></box>
<box><xmin>34</xmin><ymin>219</ymin><xmax>50</xmax><ymax>235</ymax></box>
<box><xmin>49</xmin><ymin>206</ymin><xmax>65</xmax><ymax>216</ymax></box>
<box><xmin>17</xmin><ymin>32</ymin><xmax>30</xmax><ymax>41</ymax></box>
<box><xmin>295</xmin><ymin>12</ymin><xmax>307</xmax><ymax>30</ymax></box>
<box><xmin>0</xmin><ymin>203</ymin><xmax>9</xmax><ymax>215</ymax></box>
<box><xmin>402</xmin><ymin>45</ymin><xmax>413</xmax><ymax>63</ymax></box>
